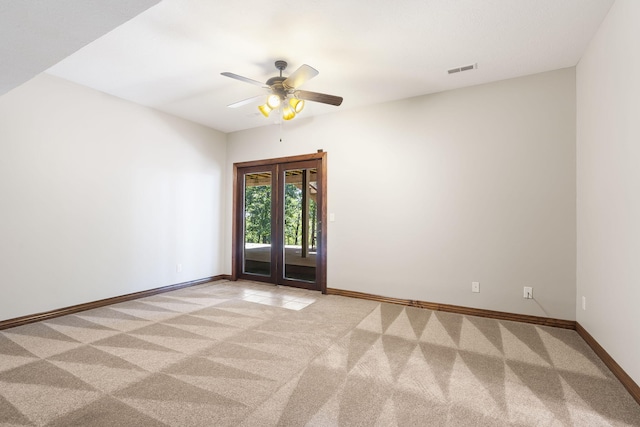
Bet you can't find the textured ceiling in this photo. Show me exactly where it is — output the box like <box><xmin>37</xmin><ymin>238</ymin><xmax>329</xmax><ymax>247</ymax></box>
<box><xmin>0</xmin><ymin>0</ymin><xmax>160</xmax><ymax>96</ymax></box>
<box><xmin>39</xmin><ymin>1</ymin><xmax>615</xmax><ymax>133</ymax></box>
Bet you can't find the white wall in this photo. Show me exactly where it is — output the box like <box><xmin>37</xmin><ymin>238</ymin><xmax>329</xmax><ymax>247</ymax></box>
<box><xmin>0</xmin><ymin>74</ymin><xmax>227</xmax><ymax>321</ymax></box>
<box><xmin>577</xmin><ymin>0</ymin><xmax>640</xmax><ymax>384</ymax></box>
<box><xmin>227</xmin><ymin>68</ymin><xmax>576</xmax><ymax>320</ymax></box>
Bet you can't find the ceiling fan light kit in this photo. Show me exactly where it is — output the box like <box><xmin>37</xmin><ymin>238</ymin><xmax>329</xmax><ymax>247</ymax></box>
<box><xmin>282</xmin><ymin>103</ymin><xmax>296</xmax><ymax>121</ymax></box>
<box><xmin>290</xmin><ymin>97</ymin><xmax>305</xmax><ymax>113</ymax></box>
<box><xmin>222</xmin><ymin>60</ymin><xmax>343</xmax><ymax>122</ymax></box>
<box><xmin>258</xmin><ymin>103</ymin><xmax>272</xmax><ymax>117</ymax></box>
<box><xmin>267</xmin><ymin>94</ymin><xmax>281</xmax><ymax>109</ymax></box>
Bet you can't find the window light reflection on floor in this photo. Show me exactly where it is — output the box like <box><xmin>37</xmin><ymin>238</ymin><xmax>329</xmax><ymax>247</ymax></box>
<box><xmin>239</xmin><ymin>286</ymin><xmax>316</xmax><ymax>310</ymax></box>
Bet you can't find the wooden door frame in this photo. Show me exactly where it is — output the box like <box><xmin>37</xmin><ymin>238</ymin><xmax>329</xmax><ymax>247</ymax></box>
<box><xmin>232</xmin><ymin>151</ymin><xmax>327</xmax><ymax>294</ymax></box>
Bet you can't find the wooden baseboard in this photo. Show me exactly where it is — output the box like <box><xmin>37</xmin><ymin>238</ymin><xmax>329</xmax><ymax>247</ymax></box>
<box><xmin>0</xmin><ymin>274</ymin><xmax>231</xmax><ymax>330</ymax></box>
<box><xmin>326</xmin><ymin>288</ymin><xmax>576</xmax><ymax>329</ymax></box>
<box><xmin>576</xmin><ymin>322</ymin><xmax>640</xmax><ymax>405</ymax></box>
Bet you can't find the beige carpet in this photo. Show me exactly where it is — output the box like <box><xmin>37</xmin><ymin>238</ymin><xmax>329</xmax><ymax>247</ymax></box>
<box><xmin>0</xmin><ymin>280</ymin><xmax>638</xmax><ymax>426</ymax></box>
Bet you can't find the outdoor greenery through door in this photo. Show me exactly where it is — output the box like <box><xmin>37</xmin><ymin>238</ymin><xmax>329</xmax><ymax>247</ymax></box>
<box><xmin>233</xmin><ymin>152</ymin><xmax>326</xmax><ymax>293</ymax></box>
<box><xmin>244</xmin><ymin>175</ymin><xmax>317</xmax><ymax>249</ymax></box>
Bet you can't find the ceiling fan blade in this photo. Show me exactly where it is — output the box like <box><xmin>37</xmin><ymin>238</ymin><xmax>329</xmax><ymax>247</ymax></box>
<box><xmin>227</xmin><ymin>95</ymin><xmax>264</xmax><ymax>108</ymax></box>
<box><xmin>283</xmin><ymin>64</ymin><xmax>319</xmax><ymax>89</ymax></box>
<box><xmin>221</xmin><ymin>72</ymin><xmax>268</xmax><ymax>88</ymax></box>
<box><xmin>295</xmin><ymin>90</ymin><xmax>343</xmax><ymax>106</ymax></box>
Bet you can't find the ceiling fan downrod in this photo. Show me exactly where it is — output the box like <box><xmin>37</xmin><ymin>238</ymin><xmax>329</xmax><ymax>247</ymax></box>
<box><xmin>266</xmin><ymin>60</ymin><xmax>288</xmax><ymax>100</ymax></box>
<box><xmin>274</xmin><ymin>60</ymin><xmax>287</xmax><ymax>77</ymax></box>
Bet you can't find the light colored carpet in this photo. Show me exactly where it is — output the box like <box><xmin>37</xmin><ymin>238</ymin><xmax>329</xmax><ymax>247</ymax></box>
<box><xmin>0</xmin><ymin>280</ymin><xmax>638</xmax><ymax>426</ymax></box>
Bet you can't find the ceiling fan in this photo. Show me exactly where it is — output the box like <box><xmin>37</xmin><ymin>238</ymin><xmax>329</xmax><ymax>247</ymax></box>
<box><xmin>221</xmin><ymin>60</ymin><xmax>343</xmax><ymax>121</ymax></box>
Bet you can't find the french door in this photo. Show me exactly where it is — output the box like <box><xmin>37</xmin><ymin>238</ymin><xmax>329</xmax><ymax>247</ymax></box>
<box><xmin>233</xmin><ymin>152</ymin><xmax>326</xmax><ymax>292</ymax></box>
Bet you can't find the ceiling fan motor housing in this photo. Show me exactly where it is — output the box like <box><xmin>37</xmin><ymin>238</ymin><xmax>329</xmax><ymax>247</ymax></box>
<box><xmin>266</xmin><ymin>76</ymin><xmax>288</xmax><ymax>99</ymax></box>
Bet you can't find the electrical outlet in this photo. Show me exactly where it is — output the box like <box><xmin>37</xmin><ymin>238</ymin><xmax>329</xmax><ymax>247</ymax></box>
<box><xmin>176</xmin><ymin>264</ymin><xmax>182</xmax><ymax>273</ymax></box>
<box><xmin>472</xmin><ymin>282</ymin><xmax>480</xmax><ymax>293</ymax></box>
<box><xmin>523</xmin><ymin>286</ymin><xmax>533</xmax><ymax>299</ymax></box>
<box><xmin>582</xmin><ymin>296</ymin><xmax>586</xmax><ymax>310</ymax></box>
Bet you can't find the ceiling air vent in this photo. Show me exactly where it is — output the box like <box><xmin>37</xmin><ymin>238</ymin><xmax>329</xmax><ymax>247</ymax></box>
<box><xmin>448</xmin><ymin>63</ymin><xmax>478</xmax><ymax>74</ymax></box>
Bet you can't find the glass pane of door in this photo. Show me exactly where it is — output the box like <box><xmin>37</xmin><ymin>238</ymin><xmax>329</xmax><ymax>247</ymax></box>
<box><xmin>243</xmin><ymin>171</ymin><xmax>272</xmax><ymax>276</ymax></box>
<box><xmin>283</xmin><ymin>168</ymin><xmax>317</xmax><ymax>282</ymax></box>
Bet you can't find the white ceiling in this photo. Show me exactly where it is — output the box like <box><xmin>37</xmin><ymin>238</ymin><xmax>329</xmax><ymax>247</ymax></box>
<box><xmin>42</xmin><ymin>0</ymin><xmax>614</xmax><ymax>134</ymax></box>
<box><xmin>0</xmin><ymin>0</ymin><xmax>160</xmax><ymax>96</ymax></box>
